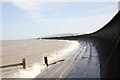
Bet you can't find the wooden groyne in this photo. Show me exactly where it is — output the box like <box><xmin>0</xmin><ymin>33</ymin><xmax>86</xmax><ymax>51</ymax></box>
<box><xmin>0</xmin><ymin>58</ymin><xmax>26</xmax><ymax>69</ymax></box>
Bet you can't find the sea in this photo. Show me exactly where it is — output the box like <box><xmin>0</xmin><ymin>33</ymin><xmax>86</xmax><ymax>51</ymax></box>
<box><xmin>0</xmin><ymin>39</ymin><xmax>79</xmax><ymax>78</ymax></box>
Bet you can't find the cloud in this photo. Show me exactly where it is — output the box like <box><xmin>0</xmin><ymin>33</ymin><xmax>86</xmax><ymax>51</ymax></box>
<box><xmin>3</xmin><ymin>1</ymin><xmax>118</xmax><ymax>33</ymax></box>
<box><xmin>9</xmin><ymin>1</ymin><xmax>46</xmax><ymax>21</ymax></box>
<box><xmin>3</xmin><ymin>0</ymin><xmax>117</xmax><ymax>21</ymax></box>
<box><xmin>34</xmin><ymin>11</ymin><xmax>117</xmax><ymax>35</ymax></box>
<box><xmin>2</xmin><ymin>0</ymin><xmax>118</xmax><ymax>40</ymax></box>
<box><xmin>8</xmin><ymin>1</ymin><xmax>117</xmax><ymax>32</ymax></box>
<box><xmin>12</xmin><ymin>1</ymin><xmax>38</xmax><ymax>11</ymax></box>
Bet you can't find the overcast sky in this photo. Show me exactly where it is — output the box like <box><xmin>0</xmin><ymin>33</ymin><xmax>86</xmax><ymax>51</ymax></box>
<box><xmin>1</xmin><ymin>0</ymin><xmax>119</xmax><ymax>40</ymax></box>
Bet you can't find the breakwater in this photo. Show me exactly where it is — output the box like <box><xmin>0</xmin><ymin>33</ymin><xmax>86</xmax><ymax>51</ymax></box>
<box><xmin>42</xmin><ymin>11</ymin><xmax>120</xmax><ymax>78</ymax></box>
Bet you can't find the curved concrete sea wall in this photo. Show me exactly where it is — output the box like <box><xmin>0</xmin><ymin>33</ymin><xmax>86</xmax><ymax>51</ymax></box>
<box><xmin>89</xmin><ymin>11</ymin><xmax>120</xmax><ymax>78</ymax></box>
<box><xmin>42</xmin><ymin>11</ymin><xmax>120</xmax><ymax>78</ymax></box>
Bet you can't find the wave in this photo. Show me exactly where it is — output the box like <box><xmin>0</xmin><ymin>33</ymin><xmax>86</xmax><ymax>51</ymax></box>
<box><xmin>7</xmin><ymin>40</ymin><xmax>80</xmax><ymax>78</ymax></box>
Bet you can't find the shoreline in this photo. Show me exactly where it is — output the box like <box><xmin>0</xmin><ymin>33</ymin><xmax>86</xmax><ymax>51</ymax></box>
<box><xmin>1</xmin><ymin>39</ymin><xmax>79</xmax><ymax>78</ymax></box>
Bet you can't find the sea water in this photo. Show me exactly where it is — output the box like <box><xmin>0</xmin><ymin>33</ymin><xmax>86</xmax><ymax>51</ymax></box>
<box><xmin>0</xmin><ymin>39</ymin><xmax>79</xmax><ymax>78</ymax></box>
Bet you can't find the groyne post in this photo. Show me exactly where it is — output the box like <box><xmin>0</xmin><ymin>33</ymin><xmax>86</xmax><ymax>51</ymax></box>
<box><xmin>22</xmin><ymin>58</ymin><xmax>26</xmax><ymax>69</ymax></box>
<box><xmin>44</xmin><ymin>57</ymin><xmax>48</xmax><ymax>66</ymax></box>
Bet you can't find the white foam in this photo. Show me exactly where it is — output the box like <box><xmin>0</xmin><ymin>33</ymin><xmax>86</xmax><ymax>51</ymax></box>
<box><xmin>7</xmin><ymin>40</ymin><xmax>80</xmax><ymax>78</ymax></box>
<box><xmin>48</xmin><ymin>41</ymin><xmax>80</xmax><ymax>64</ymax></box>
<box><xmin>9</xmin><ymin>63</ymin><xmax>46</xmax><ymax>78</ymax></box>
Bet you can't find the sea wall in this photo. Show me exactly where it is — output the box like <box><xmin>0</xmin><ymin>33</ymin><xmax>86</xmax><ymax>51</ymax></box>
<box><xmin>41</xmin><ymin>11</ymin><xmax>120</xmax><ymax>78</ymax></box>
